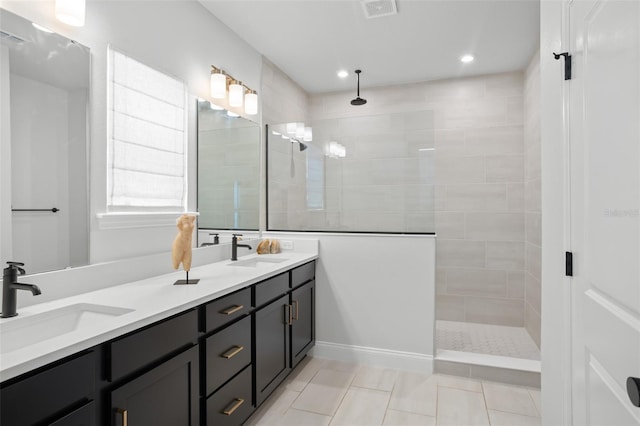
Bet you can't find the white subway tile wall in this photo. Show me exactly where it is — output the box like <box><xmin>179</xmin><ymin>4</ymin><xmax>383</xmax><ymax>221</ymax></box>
<box><xmin>524</xmin><ymin>52</ymin><xmax>541</xmax><ymax>347</ymax></box>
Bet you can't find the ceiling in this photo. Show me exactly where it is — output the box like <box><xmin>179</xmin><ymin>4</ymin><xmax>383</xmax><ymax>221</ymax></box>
<box><xmin>199</xmin><ymin>0</ymin><xmax>540</xmax><ymax>94</ymax></box>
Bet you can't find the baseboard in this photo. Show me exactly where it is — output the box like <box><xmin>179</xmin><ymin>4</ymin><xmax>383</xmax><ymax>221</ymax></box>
<box><xmin>310</xmin><ymin>341</ymin><xmax>433</xmax><ymax>374</ymax></box>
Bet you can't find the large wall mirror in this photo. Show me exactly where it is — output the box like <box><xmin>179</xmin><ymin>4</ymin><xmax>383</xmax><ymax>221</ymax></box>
<box><xmin>197</xmin><ymin>100</ymin><xmax>260</xmax><ymax>239</ymax></box>
<box><xmin>0</xmin><ymin>8</ymin><xmax>90</xmax><ymax>274</ymax></box>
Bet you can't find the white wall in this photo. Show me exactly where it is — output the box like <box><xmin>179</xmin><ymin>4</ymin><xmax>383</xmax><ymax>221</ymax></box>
<box><xmin>0</xmin><ymin>45</ymin><xmax>13</xmax><ymax>266</ymax></box>
<box><xmin>267</xmin><ymin>232</ymin><xmax>436</xmax><ymax>372</ymax></box>
<box><xmin>0</xmin><ymin>0</ymin><xmax>263</xmax><ymax>263</ymax></box>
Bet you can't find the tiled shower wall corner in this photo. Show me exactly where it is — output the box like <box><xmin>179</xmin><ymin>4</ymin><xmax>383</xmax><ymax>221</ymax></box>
<box><xmin>524</xmin><ymin>52</ymin><xmax>541</xmax><ymax>347</ymax></box>
<box><xmin>260</xmin><ymin>57</ymin><xmax>310</xmax><ymax>230</ymax></box>
<box><xmin>428</xmin><ymin>72</ymin><xmax>527</xmax><ymax>328</ymax></box>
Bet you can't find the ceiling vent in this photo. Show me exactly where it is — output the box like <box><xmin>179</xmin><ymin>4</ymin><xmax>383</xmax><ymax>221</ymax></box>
<box><xmin>0</xmin><ymin>30</ymin><xmax>25</xmax><ymax>44</ymax></box>
<box><xmin>361</xmin><ymin>0</ymin><xmax>398</xmax><ymax>19</ymax></box>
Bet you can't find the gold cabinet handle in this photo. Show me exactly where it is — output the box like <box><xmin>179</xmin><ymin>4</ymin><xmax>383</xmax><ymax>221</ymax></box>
<box><xmin>286</xmin><ymin>304</ymin><xmax>293</xmax><ymax>325</ymax></box>
<box><xmin>292</xmin><ymin>299</ymin><xmax>299</xmax><ymax>321</ymax></box>
<box><xmin>222</xmin><ymin>398</ymin><xmax>245</xmax><ymax>416</ymax></box>
<box><xmin>221</xmin><ymin>345</ymin><xmax>244</xmax><ymax>359</ymax></box>
<box><xmin>116</xmin><ymin>408</ymin><xmax>128</xmax><ymax>426</ymax></box>
<box><xmin>220</xmin><ymin>305</ymin><xmax>243</xmax><ymax>315</ymax></box>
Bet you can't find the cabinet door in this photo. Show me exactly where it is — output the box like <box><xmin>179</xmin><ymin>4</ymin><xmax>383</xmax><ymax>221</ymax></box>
<box><xmin>254</xmin><ymin>294</ymin><xmax>290</xmax><ymax>406</ymax></box>
<box><xmin>291</xmin><ymin>280</ymin><xmax>315</xmax><ymax>368</ymax></box>
<box><xmin>110</xmin><ymin>346</ymin><xmax>199</xmax><ymax>426</ymax></box>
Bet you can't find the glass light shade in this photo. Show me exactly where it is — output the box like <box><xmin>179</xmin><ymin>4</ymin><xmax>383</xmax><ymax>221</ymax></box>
<box><xmin>55</xmin><ymin>0</ymin><xmax>85</xmax><ymax>27</ymax></box>
<box><xmin>210</xmin><ymin>72</ymin><xmax>226</xmax><ymax>99</ymax></box>
<box><xmin>228</xmin><ymin>82</ymin><xmax>244</xmax><ymax>107</ymax></box>
<box><xmin>286</xmin><ymin>123</ymin><xmax>297</xmax><ymax>134</ymax></box>
<box><xmin>244</xmin><ymin>92</ymin><xmax>258</xmax><ymax>115</ymax></box>
<box><xmin>303</xmin><ymin>127</ymin><xmax>313</xmax><ymax>142</ymax></box>
<box><xmin>295</xmin><ymin>122</ymin><xmax>305</xmax><ymax>138</ymax></box>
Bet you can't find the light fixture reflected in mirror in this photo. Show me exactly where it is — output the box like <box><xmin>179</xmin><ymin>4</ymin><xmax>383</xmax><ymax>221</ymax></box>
<box><xmin>55</xmin><ymin>0</ymin><xmax>85</xmax><ymax>27</ymax></box>
<box><xmin>209</xmin><ymin>65</ymin><xmax>258</xmax><ymax>115</ymax></box>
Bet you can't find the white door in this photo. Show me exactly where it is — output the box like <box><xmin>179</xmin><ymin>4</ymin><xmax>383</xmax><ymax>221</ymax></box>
<box><xmin>570</xmin><ymin>0</ymin><xmax>640</xmax><ymax>425</ymax></box>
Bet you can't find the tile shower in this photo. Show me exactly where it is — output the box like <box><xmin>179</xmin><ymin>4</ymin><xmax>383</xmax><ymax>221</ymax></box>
<box><xmin>262</xmin><ymin>53</ymin><xmax>541</xmax><ymax>384</ymax></box>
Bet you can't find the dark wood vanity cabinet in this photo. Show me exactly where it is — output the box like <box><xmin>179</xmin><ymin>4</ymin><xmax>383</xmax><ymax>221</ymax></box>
<box><xmin>255</xmin><ymin>293</ymin><xmax>292</xmax><ymax>406</ymax></box>
<box><xmin>0</xmin><ymin>351</ymin><xmax>96</xmax><ymax>425</ymax></box>
<box><xmin>0</xmin><ymin>259</ymin><xmax>316</xmax><ymax>426</ymax></box>
<box><xmin>110</xmin><ymin>346</ymin><xmax>200</xmax><ymax>426</ymax></box>
<box><xmin>291</xmin><ymin>279</ymin><xmax>315</xmax><ymax>369</ymax></box>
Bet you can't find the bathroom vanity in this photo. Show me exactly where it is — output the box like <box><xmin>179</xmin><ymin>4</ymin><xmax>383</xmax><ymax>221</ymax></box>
<box><xmin>0</xmin><ymin>254</ymin><xmax>316</xmax><ymax>426</ymax></box>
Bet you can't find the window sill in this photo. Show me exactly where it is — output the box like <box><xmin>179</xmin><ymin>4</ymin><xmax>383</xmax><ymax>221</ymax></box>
<box><xmin>96</xmin><ymin>212</ymin><xmax>199</xmax><ymax>230</ymax></box>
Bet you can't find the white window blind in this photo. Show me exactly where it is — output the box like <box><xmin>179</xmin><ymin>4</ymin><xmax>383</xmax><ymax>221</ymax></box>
<box><xmin>107</xmin><ymin>46</ymin><xmax>187</xmax><ymax>211</ymax></box>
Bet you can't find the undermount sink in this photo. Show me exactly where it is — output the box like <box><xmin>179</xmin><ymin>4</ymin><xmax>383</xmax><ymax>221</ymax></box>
<box><xmin>229</xmin><ymin>257</ymin><xmax>289</xmax><ymax>268</ymax></box>
<box><xmin>0</xmin><ymin>303</ymin><xmax>134</xmax><ymax>354</ymax></box>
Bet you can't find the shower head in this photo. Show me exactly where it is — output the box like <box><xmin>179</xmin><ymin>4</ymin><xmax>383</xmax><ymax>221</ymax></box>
<box><xmin>299</xmin><ymin>143</ymin><xmax>308</xmax><ymax>152</ymax></box>
<box><xmin>350</xmin><ymin>69</ymin><xmax>367</xmax><ymax>106</ymax></box>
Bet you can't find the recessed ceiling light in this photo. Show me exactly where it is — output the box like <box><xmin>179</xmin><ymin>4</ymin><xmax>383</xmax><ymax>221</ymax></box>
<box><xmin>337</xmin><ymin>70</ymin><xmax>349</xmax><ymax>78</ymax></box>
<box><xmin>460</xmin><ymin>54</ymin><xmax>475</xmax><ymax>63</ymax></box>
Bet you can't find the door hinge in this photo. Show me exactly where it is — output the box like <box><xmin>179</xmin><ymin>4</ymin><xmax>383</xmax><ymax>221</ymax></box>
<box><xmin>565</xmin><ymin>251</ymin><xmax>573</xmax><ymax>276</ymax></box>
<box><xmin>553</xmin><ymin>52</ymin><xmax>572</xmax><ymax>80</ymax></box>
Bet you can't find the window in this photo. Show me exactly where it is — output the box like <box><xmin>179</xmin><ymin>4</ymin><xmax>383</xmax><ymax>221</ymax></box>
<box><xmin>107</xmin><ymin>46</ymin><xmax>187</xmax><ymax>212</ymax></box>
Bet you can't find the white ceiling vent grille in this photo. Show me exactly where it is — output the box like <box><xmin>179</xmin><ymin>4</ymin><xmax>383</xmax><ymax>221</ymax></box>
<box><xmin>361</xmin><ymin>0</ymin><xmax>398</xmax><ymax>19</ymax></box>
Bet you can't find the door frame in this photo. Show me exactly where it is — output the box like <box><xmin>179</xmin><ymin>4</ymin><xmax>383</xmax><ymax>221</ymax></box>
<box><xmin>541</xmin><ymin>0</ymin><xmax>574</xmax><ymax>425</ymax></box>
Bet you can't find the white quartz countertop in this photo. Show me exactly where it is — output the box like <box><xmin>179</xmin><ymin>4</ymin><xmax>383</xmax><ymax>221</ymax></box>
<box><xmin>0</xmin><ymin>252</ymin><xmax>317</xmax><ymax>382</ymax></box>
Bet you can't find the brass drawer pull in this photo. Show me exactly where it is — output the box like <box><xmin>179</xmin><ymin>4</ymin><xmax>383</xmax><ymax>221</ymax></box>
<box><xmin>286</xmin><ymin>304</ymin><xmax>293</xmax><ymax>325</ymax></box>
<box><xmin>222</xmin><ymin>398</ymin><xmax>245</xmax><ymax>415</ymax></box>
<box><xmin>116</xmin><ymin>408</ymin><xmax>128</xmax><ymax>426</ymax></box>
<box><xmin>220</xmin><ymin>305</ymin><xmax>244</xmax><ymax>315</ymax></box>
<box><xmin>293</xmin><ymin>299</ymin><xmax>299</xmax><ymax>321</ymax></box>
<box><xmin>221</xmin><ymin>345</ymin><xmax>244</xmax><ymax>359</ymax></box>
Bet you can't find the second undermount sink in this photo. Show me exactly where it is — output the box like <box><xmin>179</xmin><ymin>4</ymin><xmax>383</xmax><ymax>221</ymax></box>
<box><xmin>0</xmin><ymin>303</ymin><xmax>134</xmax><ymax>354</ymax></box>
<box><xmin>229</xmin><ymin>257</ymin><xmax>289</xmax><ymax>268</ymax></box>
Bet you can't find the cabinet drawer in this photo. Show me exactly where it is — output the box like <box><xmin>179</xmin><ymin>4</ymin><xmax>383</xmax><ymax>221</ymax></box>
<box><xmin>205</xmin><ymin>287</ymin><xmax>251</xmax><ymax>332</ymax></box>
<box><xmin>254</xmin><ymin>272</ymin><xmax>289</xmax><ymax>307</ymax></box>
<box><xmin>110</xmin><ymin>309</ymin><xmax>198</xmax><ymax>381</ymax></box>
<box><xmin>206</xmin><ymin>366</ymin><xmax>253</xmax><ymax>426</ymax></box>
<box><xmin>205</xmin><ymin>316</ymin><xmax>251</xmax><ymax>395</ymax></box>
<box><xmin>0</xmin><ymin>351</ymin><xmax>95</xmax><ymax>426</ymax></box>
<box><xmin>291</xmin><ymin>260</ymin><xmax>315</xmax><ymax>288</ymax></box>
<box><xmin>50</xmin><ymin>401</ymin><xmax>95</xmax><ymax>426</ymax></box>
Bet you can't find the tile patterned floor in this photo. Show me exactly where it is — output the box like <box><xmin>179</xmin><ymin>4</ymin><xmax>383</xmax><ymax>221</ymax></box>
<box><xmin>436</xmin><ymin>321</ymin><xmax>540</xmax><ymax>361</ymax></box>
<box><xmin>245</xmin><ymin>357</ymin><xmax>541</xmax><ymax>426</ymax></box>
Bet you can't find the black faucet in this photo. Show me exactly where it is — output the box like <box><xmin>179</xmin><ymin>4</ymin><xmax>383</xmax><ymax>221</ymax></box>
<box><xmin>2</xmin><ymin>262</ymin><xmax>41</xmax><ymax>318</ymax></box>
<box><xmin>231</xmin><ymin>234</ymin><xmax>252</xmax><ymax>261</ymax></box>
<box><xmin>201</xmin><ymin>233</ymin><xmax>220</xmax><ymax>247</ymax></box>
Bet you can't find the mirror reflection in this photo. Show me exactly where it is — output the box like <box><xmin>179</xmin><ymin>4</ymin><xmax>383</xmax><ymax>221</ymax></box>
<box><xmin>197</xmin><ymin>100</ymin><xmax>260</xmax><ymax>236</ymax></box>
<box><xmin>0</xmin><ymin>8</ymin><xmax>90</xmax><ymax>274</ymax></box>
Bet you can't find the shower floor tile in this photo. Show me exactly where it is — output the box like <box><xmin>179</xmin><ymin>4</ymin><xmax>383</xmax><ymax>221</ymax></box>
<box><xmin>436</xmin><ymin>320</ymin><xmax>540</xmax><ymax>361</ymax></box>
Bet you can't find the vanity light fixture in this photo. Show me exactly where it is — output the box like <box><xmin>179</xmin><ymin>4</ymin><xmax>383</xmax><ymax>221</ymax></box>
<box><xmin>245</xmin><ymin>90</ymin><xmax>258</xmax><ymax>115</ymax></box>
<box><xmin>228</xmin><ymin>80</ymin><xmax>244</xmax><ymax>107</ymax></box>
<box><xmin>209</xmin><ymin>65</ymin><xmax>259</xmax><ymax>115</ymax></box>
<box><xmin>303</xmin><ymin>127</ymin><xmax>313</xmax><ymax>142</ymax></box>
<box><xmin>55</xmin><ymin>0</ymin><xmax>85</xmax><ymax>27</ymax></box>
